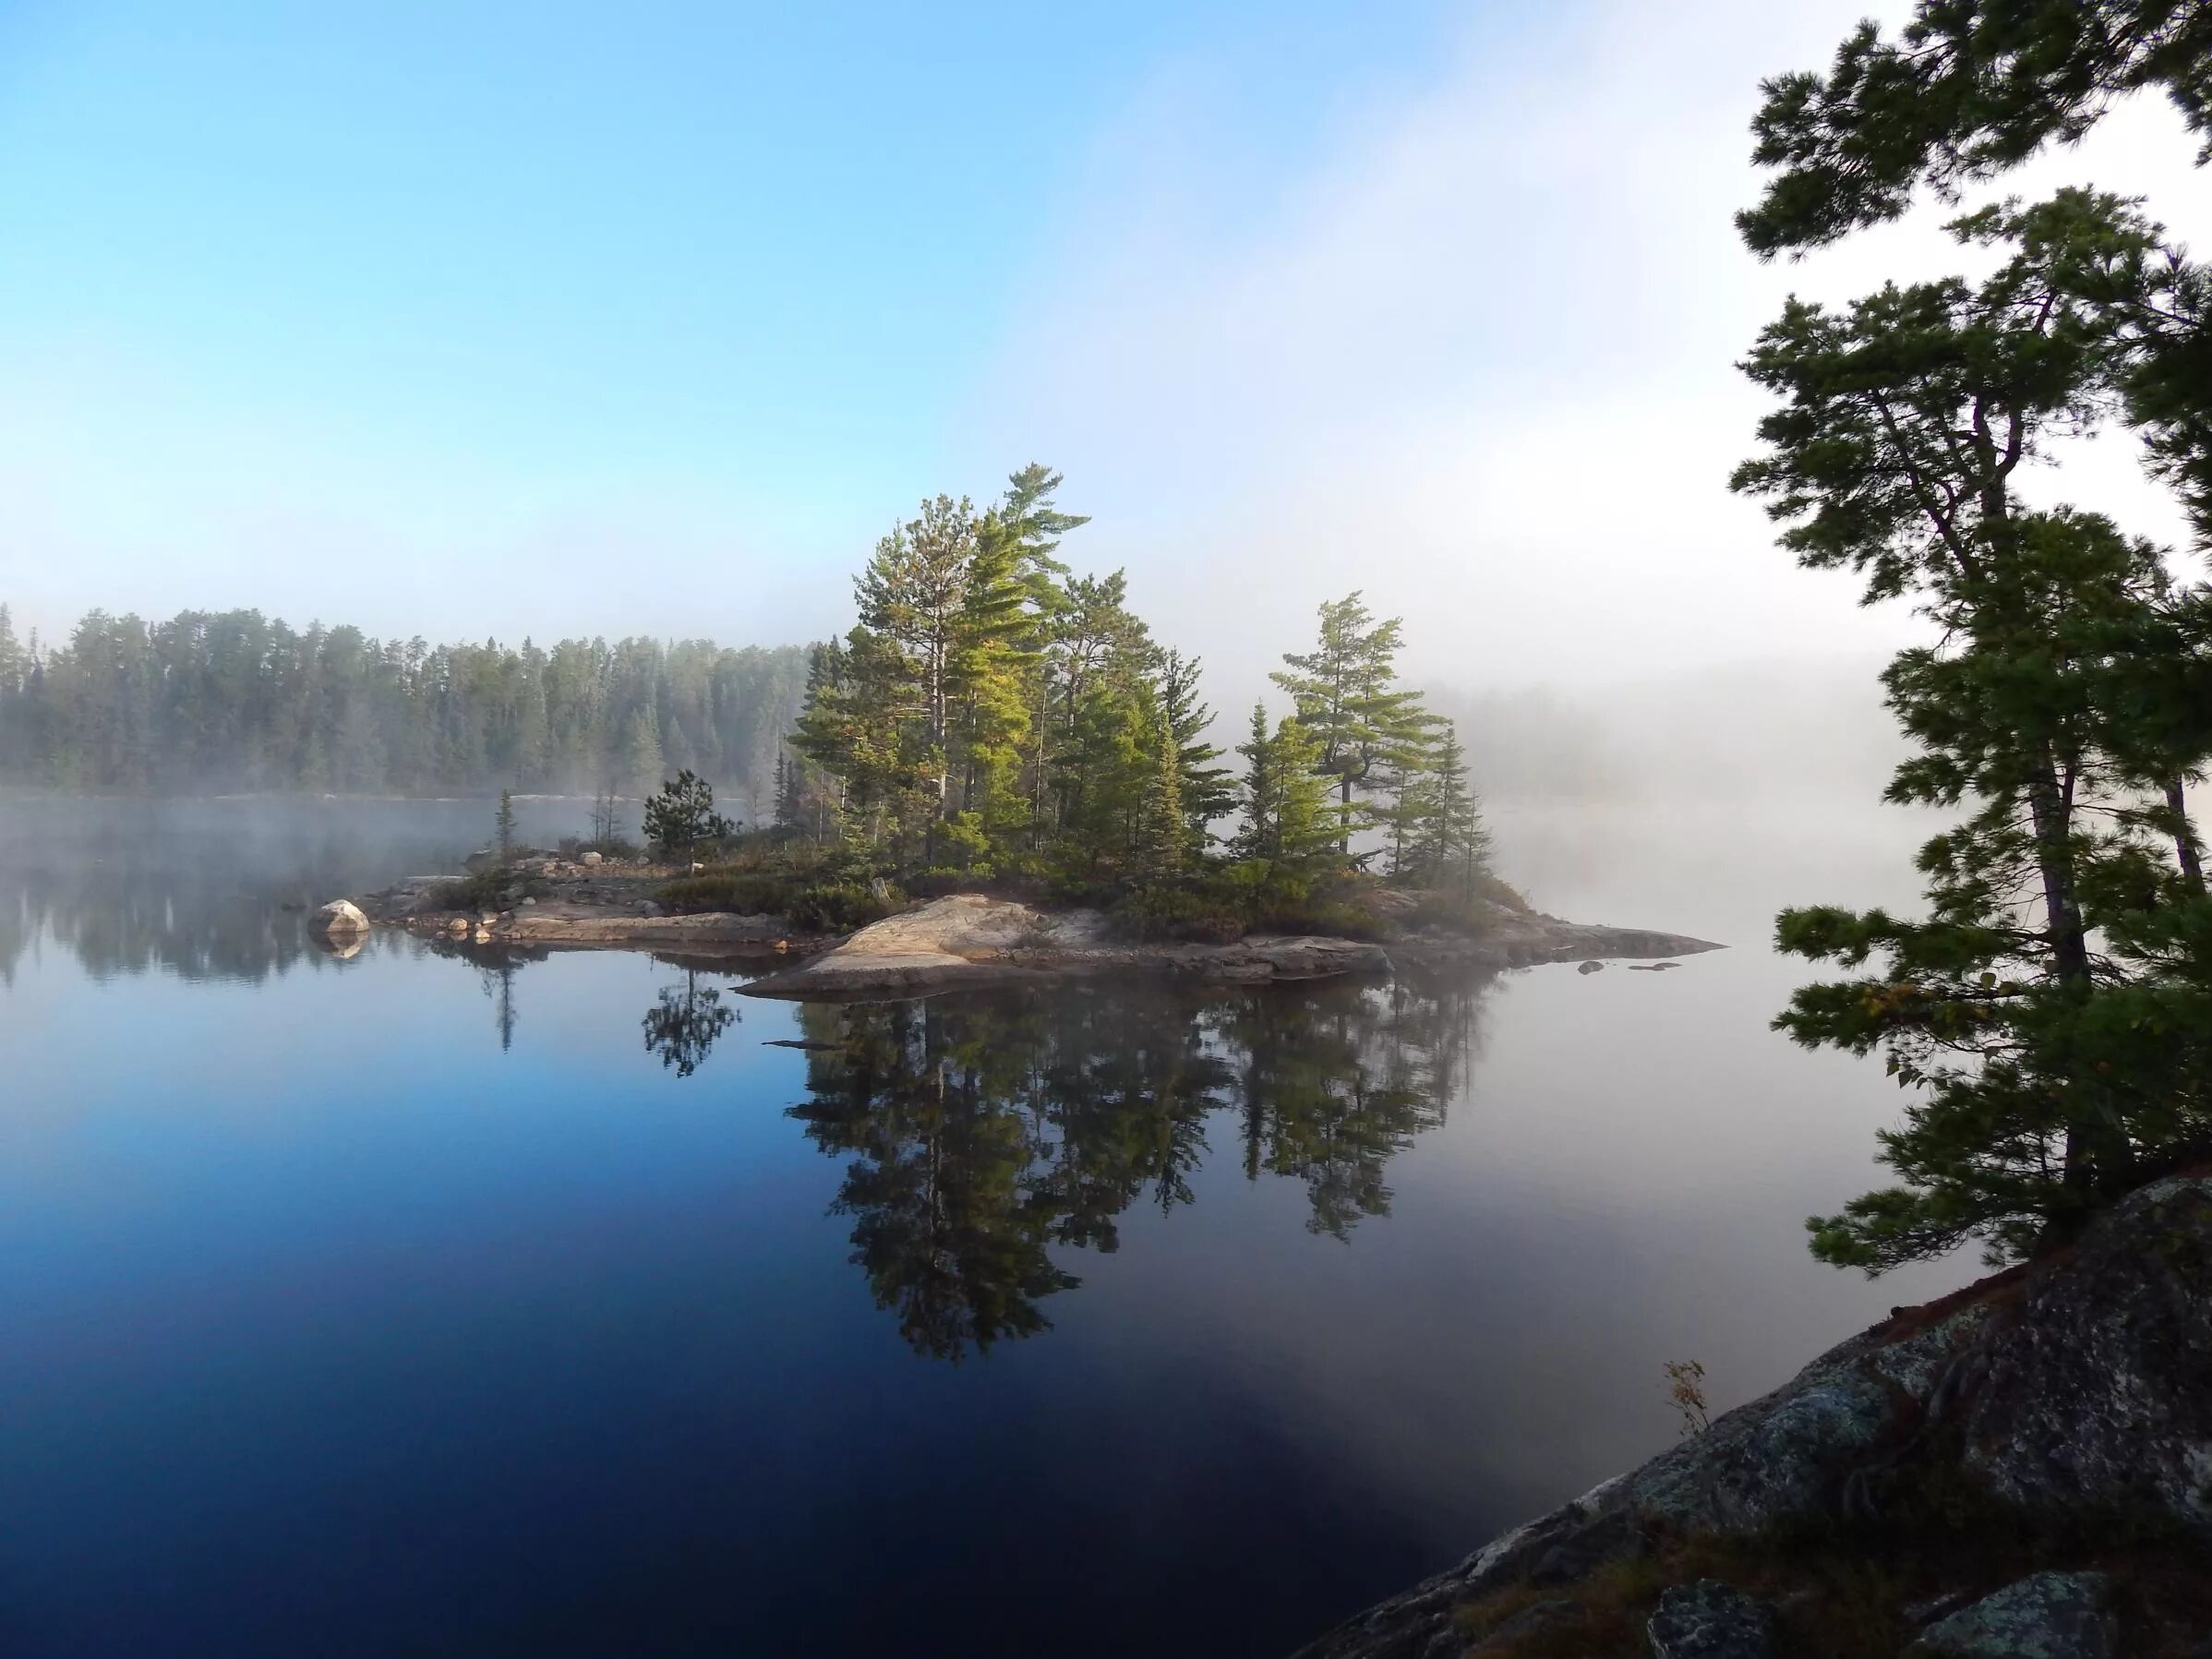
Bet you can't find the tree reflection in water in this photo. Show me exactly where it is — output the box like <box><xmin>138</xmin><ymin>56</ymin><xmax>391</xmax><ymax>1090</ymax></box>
<box><xmin>642</xmin><ymin>968</ymin><xmax>739</xmax><ymax>1077</ymax></box>
<box><xmin>787</xmin><ymin>974</ymin><xmax>1491</xmax><ymax>1362</ymax></box>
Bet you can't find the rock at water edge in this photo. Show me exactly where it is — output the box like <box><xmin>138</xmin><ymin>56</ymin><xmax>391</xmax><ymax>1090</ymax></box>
<box><xmin>308</xmin><ymin>898</ymin><xmax>370</xmax><ymax>938</ymax></box>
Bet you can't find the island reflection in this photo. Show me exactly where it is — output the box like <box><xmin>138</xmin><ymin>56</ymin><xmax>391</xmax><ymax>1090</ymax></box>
<box><xmin>784</xmin><ymin>976</ymin><xmax>1490</xmax><ymax>1362</ymax></box>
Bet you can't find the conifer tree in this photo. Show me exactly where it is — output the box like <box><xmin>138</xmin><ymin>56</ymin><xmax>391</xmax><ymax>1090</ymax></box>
<box><xmin>1271</xmin><ymin>593</ymin><xmax>1439</xmax><ymax>853</ymax></box>
<box><xmin>1734</xmin><ymin>190</ymin><xmax>2212</xmax><ymax>1270</ymax></box>
<box><xmin>643</xmin><ymin>769</ymin><xmax>733</xmax><ymax>866</ymax></box>
<box><xmin>1423</xmin><ymin>727</ymin><xmax>1488</xmax><ymax>895</ymax></box>
<box><xmin>1233</xmin><ymin>710</ymin><xmax>1337</xmax><ymax>870</ymax></box>
<box><xmin>1160</xmin><ymin>649</ymin><xmax>1235</xmax><ymax>852</ymax></box>
<box><xmin>1136</xmin><ymin>713</ymin><xmax>1187</xmax><ymax>877</ymax></box>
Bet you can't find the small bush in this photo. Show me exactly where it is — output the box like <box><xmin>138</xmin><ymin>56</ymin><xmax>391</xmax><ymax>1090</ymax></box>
<box><xmin>787</xmin><ymin>880</ymin><xmax>903</xmax><ymax>932</ymax></box>
<box><xmin>435</xmin><ymin>868</ymin><xmax>545</xmax><ymax>911</ymax></box>
<box><xmin>1117</xmin><ymin>884</ymin><xmax>1246</xmax><ymax>944</ymax></box>
<box><xmin>658</xmin><ymin>872</ymin><xmax>795</xmax><ymax>915</ymax></box>
<box><xmin>1250</xmin><ymin>896</ymin><xmax>1392</xmax><ymax>941</ymax></box>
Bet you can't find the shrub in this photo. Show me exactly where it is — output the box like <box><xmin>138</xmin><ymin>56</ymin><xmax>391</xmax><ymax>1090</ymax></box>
<box><xmin>657</xmin><ymin>872</ymin><xmax>795</xmax><ymax>915</ymax></box>
<box><xmin>1249</xmin><ymin>896</ymin><xmax>1392</xmax><ymax>941</ymax></box>
<box><xmin>1117</xmin><ymin>883</ymin><xmax>1245</xmax><ymax>944</ymax></box>
<box><xmin>435</xmin><ymin>868</ymin><xmax>544</xmax><ymax>911</ymax></box>
<box><xmin>787</xmin><ymin>880</ymin><xmax>902</xmax><ymax>932</ymax></box>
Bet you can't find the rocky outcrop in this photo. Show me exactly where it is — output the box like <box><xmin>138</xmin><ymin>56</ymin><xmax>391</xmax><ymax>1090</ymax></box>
<box><xmin>741</xmin><ymin>895</ymin><xmax>1718</xmax><ymax>1001</ymax></box>
<box><xmin>347</xmin><ymin>869</ymin><xmax>1719</xmax><ymax>990</ymax></box>
<box><xmin>742</xmin><ymin>895</ymin><xmax>1395</xmax><ymax>999</ymax></box>
<box><xmin>1293</xmin><ymin>1172</ymin><xmax>2212</xmax><ymax>1659</ymax></box>
<box><xmin>1909</xmin><ymin>1572</ymin><xmax>2116</xmax><ymax>1658</ymax></box>
<box><xmin>1645</xmin><ymin>1580</ymin><xmax>1774</xmax><ymax>1659</ymax></box>
<box><xmin>1956</xmin><ymin>1176</ymin><xmax>2212</xmax><ymax>1527</ymax></box>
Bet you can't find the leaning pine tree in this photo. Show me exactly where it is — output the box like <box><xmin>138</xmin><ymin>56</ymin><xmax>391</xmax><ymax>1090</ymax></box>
<box><xmin>1733</xmin><ymin>195</ymin><xmax>2212</xmax><ymax>1271</ymax></box>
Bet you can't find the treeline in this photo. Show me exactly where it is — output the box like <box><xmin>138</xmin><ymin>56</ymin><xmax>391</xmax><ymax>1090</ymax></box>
<box><xmin>0</xmin><ymin>603</ymin><xmax>808</xmax><ymax>806</ymax></box>
<box><xmin>783</xmin><ymin>464</ymin><xmax>1485</xmax><ymax>907</ymax></box>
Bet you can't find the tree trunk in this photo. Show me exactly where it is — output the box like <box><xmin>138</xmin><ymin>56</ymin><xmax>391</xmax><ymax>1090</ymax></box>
<box><xmin>2027</xmin><ymin>755</ymin><xmax>2108</xmax><ymax>1198</ymax></box>
<box><xmin>2169</xmin><ymin>777</ymin><xmax>2206</xmax><ymax>889</ymax></box>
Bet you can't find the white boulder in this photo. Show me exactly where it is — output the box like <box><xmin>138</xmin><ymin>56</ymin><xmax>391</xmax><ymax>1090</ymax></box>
<box><xmin>307</xmin><ymin>898</ymin><xmax>370</xmax><ymax>938</ymax></box>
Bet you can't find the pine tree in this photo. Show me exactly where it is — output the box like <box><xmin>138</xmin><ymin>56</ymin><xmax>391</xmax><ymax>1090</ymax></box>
<box><xmin>1160</xmin><ymin>649</ymin><xmax>1234</xmax><ymax>852</ymax></box>
<box><xmin>1424</xmin><ymin>726</ymin><xmax>1488</xmax><ymax>895</ymax></box>
<box><xmin>1271</xmin><ymin>593</ymin><xmax>1438</xmax><ymax>853</ymax></box>
<box><xmin>1739</xmin><ymin>1</ymin><xmax>2212</xmax><ymax>550</ymax></box>
<box><xmin>1733</xmin><ymin>193</ymin><xmax>2212</xmax><ymax>1270</ymax></box>
<box><xmin>1233</xmin><ymin>709</ymin><xmax>1337</xmax><ymax>870</ymax></box>
<box><xmin>1135</xmin><ymin>713</ymin><xmax>1187</xmax><ymax>876</ymax></box>
<box><xmin>643</xmin><ymin>769</ymin><xmax>733</xmax><ymax>866</ymax></box>
<box><xmin>495</xmin><ymin>788</ymin><xmax>517</xmax><ymax>863</ymax></box>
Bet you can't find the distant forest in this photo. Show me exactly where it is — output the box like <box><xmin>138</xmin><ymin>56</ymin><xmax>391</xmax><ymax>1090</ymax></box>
<box><xmin>0</xmin><ymin>602</ymin><xmax>809</xmax><ymax>810</ymax></box>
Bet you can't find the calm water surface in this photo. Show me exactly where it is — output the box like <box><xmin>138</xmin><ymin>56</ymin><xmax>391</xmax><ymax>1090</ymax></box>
<box><xmin>0</xmin><ymin>796</ymin><xmax>1968</xmax><ymax>1658</ymax></box>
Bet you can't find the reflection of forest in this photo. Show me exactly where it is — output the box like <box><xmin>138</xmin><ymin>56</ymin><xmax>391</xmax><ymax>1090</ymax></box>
<box><xmin>0</xmin><ymin>794</ymin><xmax>579</xmax><ymax>986</ymax></box>
<box><xmin>788</xmin><ymin>976</ymin><xmax>1491</xmax><ymax>1362</ymax></box>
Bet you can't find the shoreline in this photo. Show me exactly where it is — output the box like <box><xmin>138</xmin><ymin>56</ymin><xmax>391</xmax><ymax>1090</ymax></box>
<box><xmin>343</xmin><ymin>861</ymin><xmax>1725</xmax><ymax>998</ymax></box>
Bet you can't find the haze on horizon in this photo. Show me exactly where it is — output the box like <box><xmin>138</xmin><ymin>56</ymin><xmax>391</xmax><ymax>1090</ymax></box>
<box><xmin>3</xmin><ymin>0</ymin><xmax>2207</xmax><ymax>711</ymax></box>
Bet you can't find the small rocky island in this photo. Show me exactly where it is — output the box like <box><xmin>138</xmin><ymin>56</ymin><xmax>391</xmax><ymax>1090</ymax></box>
<box><xmin>336</xmin><ymin>849</ymin><xmax>1721</xmax><ymax>997</ymax></box>
<box><xmin>1295</xmin><ymin>1172</ymin><xmax>2212</xmax><ymax>1658</ymax></box>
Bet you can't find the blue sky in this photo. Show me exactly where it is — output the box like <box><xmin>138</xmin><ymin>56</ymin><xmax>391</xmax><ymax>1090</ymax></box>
<box><xmin>3</xmin><ymin>0</ymin><xmax>2203</xmax><ymax>692</ymax></box>
<box><xmin>3</xmin><ymin>1</ymin><xmax>1466</xmax><ymax>634</ymax></box>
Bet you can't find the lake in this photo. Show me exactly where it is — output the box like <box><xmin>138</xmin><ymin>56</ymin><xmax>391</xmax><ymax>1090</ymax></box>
<box><xmin>0</xmin><ymin>794</ymin><xmax>1969</xmax><ymax>1658</ymax></box>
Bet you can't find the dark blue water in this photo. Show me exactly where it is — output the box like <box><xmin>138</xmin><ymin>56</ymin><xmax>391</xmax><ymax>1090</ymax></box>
<box><xmin>0</xmin><ymin>796</ymin><xmax>1968</xmax><ymax>1657</ymax></box>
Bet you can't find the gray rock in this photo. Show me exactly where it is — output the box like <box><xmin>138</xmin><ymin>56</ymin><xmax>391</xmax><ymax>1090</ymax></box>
<box><xmin>307</xmin><ymin>898</ymin><xmax>370</xmax><ymax>938</ymax></box>
<box><xmin>1290</xmin><ymin>1176</ymin><xmax>2212</xmax><ymax>1658</ymax></box>
<box><xmin>1960</xmin><ymin>1174</ymin><xmax>2212</xmax><ymax>1530</ymax></box>
<box><xmin>635</xmin><ymin>900</ymin><xmax>664</xmax><ymax>918</ymax></box>
<box><xmin>1909</xmin><ymin>1572</ymin><xmax>2115</xmax><ymax>1659</ymax></box>
<box><xmin>1577</xmin><ymin>959</ymin><xmax>1605</xmax><ymax>974</ymax></box>
<box><xmin>1645</xmin><ymin>1580</ymin><xmax>1773</xmax><ymax>1659</ymax></box>
<box><xmin>581</xmin><ymin>850</ymin><xmax>604</xmax><ymax>867</ymax></box>
<box><xmin>520</xmin><ymin>896</ymin><xmax>536</xmax><ymax>907</ymax></box>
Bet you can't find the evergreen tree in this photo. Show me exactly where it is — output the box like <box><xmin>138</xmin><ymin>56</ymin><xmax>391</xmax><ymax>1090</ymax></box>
<box><xmin>495</xmin><ymin>788</ymin><xmax>517</xmax><ymax>863</ymax></box>
<box><xmin>643</xmin><ymin>769</ymin><xmax>733</xmax><ymax>865</ymax></box>
<box><xmin>1271</xmin><ymin>593</ymin><xmax>1439</xmax><ymax>853</ymax></box>
<box><xmin>1160</xmin><ymin>649</ymin><xmax>1235</xmax><ymax>851</ymax></box>
<box><xmin>1135</xmin><ymin>712</ymin><xmax>1187</xmax><ymax>876</ymax></box>
<box><xmin>1733</xmin><ymin>191</ymin><xmax>2212</xmax><ymax>1270</ymax></box>
<box><xmin>1424</xmin><ymin>726</ymin><xmax>1488</xmax><ymax>895</ymax></box>
<box><xmin>1739</xmin><ymin>0</ymin><xmax>2212</xmax><ymax>549</ymax></box>
<box><xmin>1233</xmin><ymin>709</ymin><xmax>1337</xmax><ymax>870</ymax></box>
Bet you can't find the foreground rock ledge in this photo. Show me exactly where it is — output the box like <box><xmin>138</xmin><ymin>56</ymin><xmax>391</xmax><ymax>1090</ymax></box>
<box><xmin>1292</xmin><ymin>1172</ymin><xmax>2212</xmax><ymax>1658</ymax></box>
<box><xmin>739</xmin><ymin>895</ymin><xmax>1724</xmax><ymax>1000</ymax></box>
